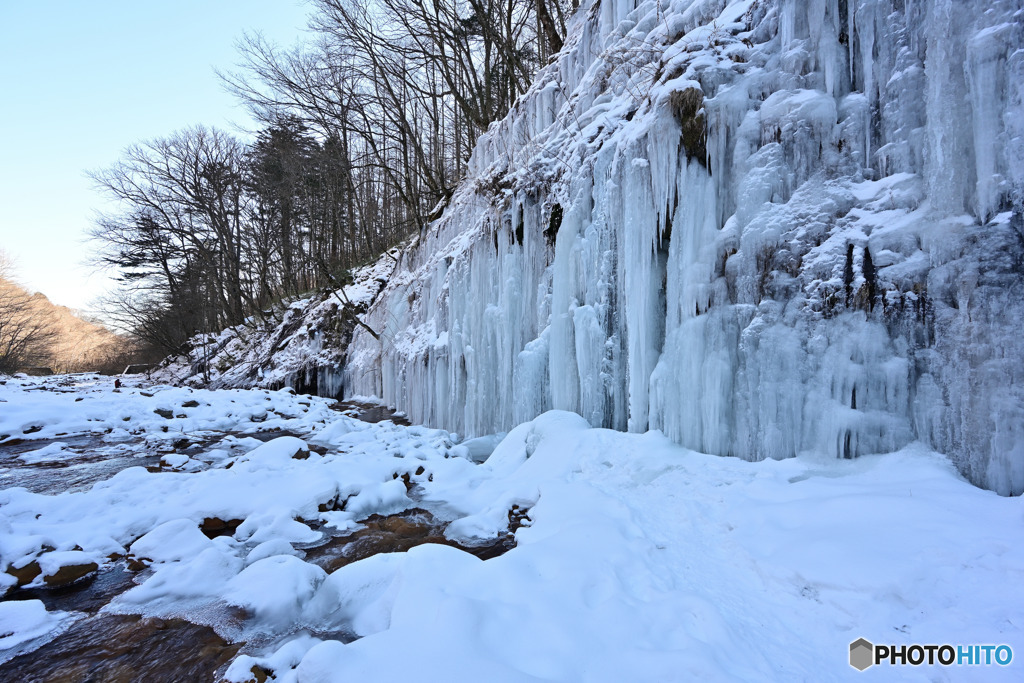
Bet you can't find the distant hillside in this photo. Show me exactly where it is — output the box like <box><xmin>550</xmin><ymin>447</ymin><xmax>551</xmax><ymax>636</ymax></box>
<box><xmin>0</xmin><ymin>274</ymin><xmax>128</xmax><ymax>374</ymax></box>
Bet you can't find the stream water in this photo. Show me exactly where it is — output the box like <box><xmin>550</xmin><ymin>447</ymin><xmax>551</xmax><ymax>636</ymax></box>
<box><xmin>0</xmin><ymin>435</ymin><xmax>163</xmax><ymax>496</ymax></box>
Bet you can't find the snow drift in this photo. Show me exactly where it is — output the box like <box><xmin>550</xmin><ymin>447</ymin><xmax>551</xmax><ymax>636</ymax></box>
<box><xmin>343</xmin><ymin>0</ymin><xmax>1024</xmax><ymax>495</ymax></box>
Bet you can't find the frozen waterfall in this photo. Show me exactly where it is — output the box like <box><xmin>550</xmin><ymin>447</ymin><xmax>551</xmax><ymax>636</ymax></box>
<box><xmin>344</xmin><ymin>0</ymin><xmax>1024</xmax><ymax>495</ymax></box>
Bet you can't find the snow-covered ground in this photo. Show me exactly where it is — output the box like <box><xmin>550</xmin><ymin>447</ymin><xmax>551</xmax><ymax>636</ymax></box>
<box><xmin>1</xmin><ymin>375</ymin><xmax>1020</xmax><ymax>680</ymax></box>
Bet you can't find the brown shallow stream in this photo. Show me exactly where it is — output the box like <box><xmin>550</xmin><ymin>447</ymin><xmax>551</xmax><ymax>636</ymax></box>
<box><xmin>2</xmin><ymin>509</ymin><xmax>514</xmax><ymax>682</ymax></box>
<box><xmin>303</xmin><ymin>507</ymin><xmax>515</xmax><ymax>574</ymax></box>
<box><xmin>1</xmin><ymin>614</ymin><xmax>240</xmax><ymax>683</ymax></box>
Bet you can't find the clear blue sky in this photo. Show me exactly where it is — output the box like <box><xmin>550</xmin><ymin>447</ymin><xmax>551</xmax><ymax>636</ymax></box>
<box><xmin>0</xmin><ymin>0</ymin><xmax>310</xmax><ymax>315</ymax></box>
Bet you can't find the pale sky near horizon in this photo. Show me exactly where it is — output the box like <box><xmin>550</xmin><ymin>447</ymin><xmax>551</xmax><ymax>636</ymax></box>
<box><xmin>0</xmin><ymin>1</ymin><xmax>310</xmax><ymax>317</ymax></box>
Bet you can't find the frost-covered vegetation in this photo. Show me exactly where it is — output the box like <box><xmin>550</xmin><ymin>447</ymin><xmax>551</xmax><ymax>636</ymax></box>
<box><xmin>153</xmin><ymin>252</ymin><xmax>398</xmax><ymax>396</ymax></box>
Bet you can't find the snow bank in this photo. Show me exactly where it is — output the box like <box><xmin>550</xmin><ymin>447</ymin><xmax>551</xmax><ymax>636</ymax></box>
<box><xmin>2</xmin><ymin>381</ymin><xmax>1021</xmax><ymax>679</ymax></box>
<box><xmin>254</xmin><ymin>412</ymin><xmax>1024</xmax><ymax>682</ymax></box>
<box><xmin>0</xmin><ymin>374</ymin><xmax>340</xmax><ymax>446</ymax></box>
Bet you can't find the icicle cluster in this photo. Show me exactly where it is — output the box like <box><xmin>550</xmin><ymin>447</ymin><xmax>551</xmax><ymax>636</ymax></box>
<box><xmin>345</xmin><ymin>0</ymin><xmax>1024</xmax><ymax>495</ymax></box>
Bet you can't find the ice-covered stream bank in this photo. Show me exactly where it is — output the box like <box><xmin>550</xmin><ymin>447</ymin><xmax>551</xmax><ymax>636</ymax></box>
<box><xmin>340</xmin><ymin>0</ymin><xmax>1024</xmax><ymax>495</ymax></box>
<box><xmin>0</xmin><ymin>376</ymin><xmax>1021</xmax><ymax>681</ymax></box>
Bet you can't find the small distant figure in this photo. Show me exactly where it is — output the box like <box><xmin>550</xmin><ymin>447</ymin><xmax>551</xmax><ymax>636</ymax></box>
<box><xmin>114</xmin><ymin>378</ymin><xmax>122</xmax><ymax>389</ymax></box>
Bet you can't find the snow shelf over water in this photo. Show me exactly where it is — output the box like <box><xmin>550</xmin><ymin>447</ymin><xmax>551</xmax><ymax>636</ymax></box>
<box><xmin>344</xmin><ymin>0</ymin><xmax>1024</xmax><ymax>495</ymax></box>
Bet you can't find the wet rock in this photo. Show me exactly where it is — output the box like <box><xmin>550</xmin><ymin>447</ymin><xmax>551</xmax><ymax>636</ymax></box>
<box><xmin>181</xmin><ymin>399</ymin><xmax>200</xmax><ymax>408</ymax></box>
<box><xmin>44</xmin><ymin>561</ymin><xmax>99</xmax><ymax>587</ymax></box>
<box><xmin>8</xmin><ymin>552</ymin><xmax>101</xmax><ymax>588</ymax></box>
<box><xmin>238</xmin><ymin>664</ymin><xmax>271</xmax><ymax>683</ymax></box>
<box><xmin>200</xmin><ymin>517</ymin><xmax>244</xmax><ymax>537</ymax></box>
<box><xmin>160</xmin><ymin>453</ymin><xmax>192</xmax><ymax>471</ymax></box>
<box><xmin>154</xmin><ymin>408</ymin><xmax>174</xmax><ymax>419</ymax></box>
<box><xmin>23</xmin><ymin>425</ymin><xmax>43</xmax><ymax>434</ymax></box>
<box><xmin>508</xmin><ymin>505</ymin><xmax>532</xmax><ymax>532</ymax></box>
<box><xmin>126</xmin><ymin>557</ymin><xmax>150</xmax><ymax>572</ymax></box>
<box><xmin>12</xmin><ymin>564</ymin><xmax>136</xmax><ymax>614</ymax></box>
<box><xmin>318</xmin><ymin>496</ymin><xmax>339</xmax><ymax>513</ymax></box>
<box><xmin>6</xmin><ymin>559</ymin><xmax>42</xmax><ymax>586</ymax></box>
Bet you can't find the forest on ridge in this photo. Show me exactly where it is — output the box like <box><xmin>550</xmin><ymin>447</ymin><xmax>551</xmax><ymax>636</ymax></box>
<box><xmin>93</xmin><ymin>0</ymin><xmax>578</xmax><ymax>356</ymax></box>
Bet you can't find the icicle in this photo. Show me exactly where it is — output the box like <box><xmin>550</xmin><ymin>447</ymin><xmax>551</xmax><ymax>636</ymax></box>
<box><xmin>337</xmin><ymin>0</ymin><xmax>1024</xmax><ymax>497</ymax></box>
<box><xmin>924</xmin><ymin>0</ymin><xmax>974</xmax><ymax>215</ymax></box>
<box><xmin>966</xmin><ymin>22</ymin><xmax>1014</xmax><ymax>223</ymax></box>
<box><xmin>618</xmin><ymin>144</ymin><xmax>663</xmax><ymax>433</ymax></box>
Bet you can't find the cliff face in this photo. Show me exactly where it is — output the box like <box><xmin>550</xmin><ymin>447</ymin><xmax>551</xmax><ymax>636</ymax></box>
<box><xmin>344</xmin><ymin>0</ymin><xmax>1024</xmax><ymax>494</ymax></box>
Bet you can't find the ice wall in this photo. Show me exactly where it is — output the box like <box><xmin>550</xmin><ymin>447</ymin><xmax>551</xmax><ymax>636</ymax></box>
<box><xmin>345</xmin><ymin>0</ymin><xmax>1024</xmax><ymax>495</ymax></box>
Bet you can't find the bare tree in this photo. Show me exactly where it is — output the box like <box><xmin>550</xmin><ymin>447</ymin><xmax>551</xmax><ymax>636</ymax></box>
<box><xmin>90</xmin><ymin>126</ymin><xmax>252</xmax><ymax>338</ymax></box>
<box><xmin>91</xmin><ymin>0</ymin><xmax>582</xmax><ymax>358</ymax></box>
<box><xmin>222</xmin><ymin>0</ymin><xmax>552</xmax><ymax>243</ymax></box>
